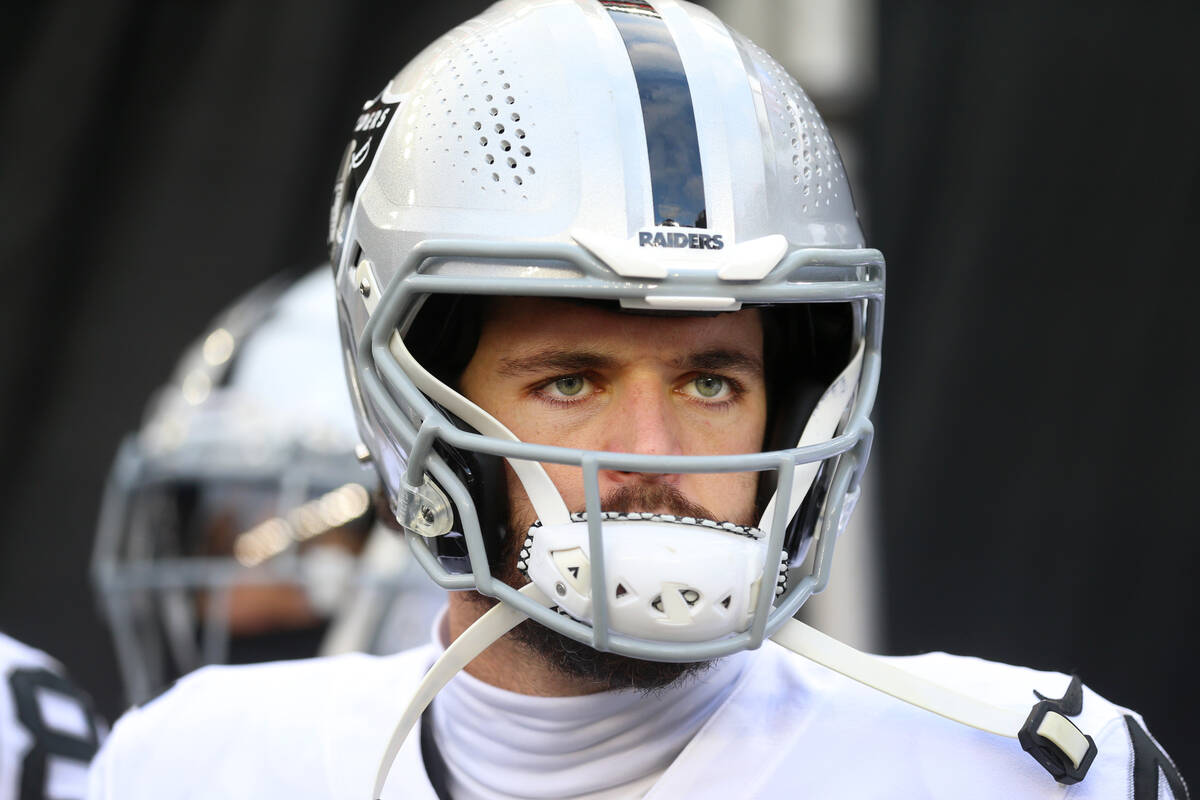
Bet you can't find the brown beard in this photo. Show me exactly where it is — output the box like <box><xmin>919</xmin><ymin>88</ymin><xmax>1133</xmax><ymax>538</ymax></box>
<box><xmin>466</xmin><ymin>483</ymin><xmax>752</xmax><ymax>693</ymax></box>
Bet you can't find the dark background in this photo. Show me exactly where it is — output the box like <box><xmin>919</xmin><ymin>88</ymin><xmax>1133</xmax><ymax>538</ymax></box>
<box><xmin>2</xmin><ymin>0</ymin><xmax>1196</xmax><ymax>779</ymax></box>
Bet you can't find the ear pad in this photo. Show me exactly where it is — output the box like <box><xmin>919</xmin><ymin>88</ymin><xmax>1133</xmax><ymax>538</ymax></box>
<box><xmin>756</xmin><ymin>303</ymin><xmax>856</xmax><ymax>565</ymax></box>
<box><xmin>425</xmin><ymin>409</ymin><xmax>510</xmax><ymax>576</ymax></box>
<box><xmin>400</xmin><ymin>295</ymin><xmax>508</xmax><ymax>575</ymax></box>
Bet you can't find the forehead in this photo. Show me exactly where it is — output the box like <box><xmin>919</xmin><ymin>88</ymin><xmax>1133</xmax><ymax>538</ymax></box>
<box><xmin>472</xmin><ymin>297</ymin><xmax>763</xmax><ymax>362</ymax></box>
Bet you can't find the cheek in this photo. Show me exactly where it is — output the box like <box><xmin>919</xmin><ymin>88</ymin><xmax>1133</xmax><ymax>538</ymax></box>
<box><xmin>502</xmin><ymin>463</ymin><xmax>587</xmax><ymax>520</ymax></box>
<box><xmin>503</xmin><ymin>405</ymin><xmax>600</xmax><ymax>450</ymax></box>
<box><xmin>679</xmin><ymin>402</ymin><xmax>767</xmax><ymax>455</ymax></box>
<box><xmin>688</xmin><ymin>471</ymin><xmax>760</xmax><ymax>524</ymax></box>
<box><xmin>541</xmin><ymin>463</ymin><xmax>587</xmax><ymax>508</ymax></box>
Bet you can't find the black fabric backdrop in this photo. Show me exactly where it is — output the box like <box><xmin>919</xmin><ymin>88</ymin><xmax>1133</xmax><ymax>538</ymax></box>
<box><xmin>871</xmin><ymin>1</ymin><xmax>1199</xmax><ymax>777</ymax></box>
<box><xmin>1</xmin><ymin>0</ymin><xmax>1195</xmax><ymax>780</ymax></box>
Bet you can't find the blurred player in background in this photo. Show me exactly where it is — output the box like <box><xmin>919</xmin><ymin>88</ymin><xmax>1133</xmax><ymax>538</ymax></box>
<box><xmin>1</xmin><ymin>633</ymin><xmax>103</xmax><ymax>800</ymax></box>
<box><xmin>91</xmin><ymin>269</ymin><xmax>442</xmax><ymax>706</ymax></box>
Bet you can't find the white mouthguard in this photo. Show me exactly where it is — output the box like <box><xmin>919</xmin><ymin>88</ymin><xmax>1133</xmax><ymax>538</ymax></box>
<box><xmin>518</xmin><ymin>512</ymin><xmax>786</xmax><ymax>643</ymax></box>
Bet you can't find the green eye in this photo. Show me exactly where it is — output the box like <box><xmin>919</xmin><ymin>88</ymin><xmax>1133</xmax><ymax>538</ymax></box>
<box><xmin>693</xmin><ymin>375</ymin><xmax>725</xmax><ymax>398</ymax></box>
<box><xmin>554</xmin><ymin>376</ymin><xmax>585</xmax><ymax>396</ymax></box>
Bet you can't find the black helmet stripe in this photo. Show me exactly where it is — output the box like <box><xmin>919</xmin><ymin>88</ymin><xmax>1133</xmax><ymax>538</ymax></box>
<box><xmin>600</xmin><ymin>0</ymin><xmax>708</xmax><ymax>229</ymax></box>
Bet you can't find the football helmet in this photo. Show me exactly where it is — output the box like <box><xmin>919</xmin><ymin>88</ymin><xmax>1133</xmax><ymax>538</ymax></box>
<box><xmin>341</xmin><ymin>5</ymin><xmax>1098</xmax><ymax>790</ymax></box>
<box><xmin>333</xmin><ymin>0</ymin><xmax>881</xmax><ymax>662</ymax></box>
<box><xmin>92</xmin><ymin>269</ymin><xmax>442</xmax><ymax>705</ymax></box>
<box><xmin>339</xmin><ymin>3</ymin><xmax>1101</xmax><ymax>792</ymax></box>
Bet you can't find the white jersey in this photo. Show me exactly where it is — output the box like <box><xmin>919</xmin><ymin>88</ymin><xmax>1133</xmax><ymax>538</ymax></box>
<box><xmin>88</xmin><ymin>639</ymin><xmax>1186</xmax><ymax>800</ymax></box>
<box><xmin>0</xmin><ymin>633</ymin><xmax>104</xmax><ymax>800</ymax></box>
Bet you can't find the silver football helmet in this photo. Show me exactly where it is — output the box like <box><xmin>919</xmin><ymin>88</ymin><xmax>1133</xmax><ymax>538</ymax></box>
<box><xmin>92</xmin><ymin>270</ymin><xmax>442</xmax><ymax>705</ymax></box>
<box><xmin>350</xmin><ymin>6</ymin><xmax>1098</xmax><ymax>790</ymax></box>
<box><xmin>332</xmin><ymin>0</ymin><xmax>882</xmax><ymax>664</ymax></box>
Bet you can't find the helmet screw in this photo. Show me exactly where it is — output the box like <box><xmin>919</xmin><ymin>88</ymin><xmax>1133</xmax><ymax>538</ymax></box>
<box><xmin>358</xmin><ymin>277</ymin><xmax>372</xmax><ymax>297</ymax></box>
<box><xmin>554</xmin><ymin>582</ymin><xmax>567</xmax><ymax>597</ymax></box>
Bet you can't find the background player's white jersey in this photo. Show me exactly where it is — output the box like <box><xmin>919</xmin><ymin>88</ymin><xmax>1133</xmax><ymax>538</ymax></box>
<box><xmin>88</xmin><ymin>636</ymin><xmax>1186</xmax><ymax>800</ymax></box>
<box><xmin>0</xmin><ymin>633</ymin><xmax>103</xmax><ymax>800</ymax></box>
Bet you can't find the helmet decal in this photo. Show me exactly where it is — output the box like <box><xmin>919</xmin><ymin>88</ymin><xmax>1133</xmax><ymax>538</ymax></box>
<box><xmin>328</xmin><ymin>95</ymin><xmax>401</xmax><ymax>270</ymax></box>
<box><xmin>601</xmin><ymin>0</ymin><xmax>707</xmax><ymax>228</ymax></box>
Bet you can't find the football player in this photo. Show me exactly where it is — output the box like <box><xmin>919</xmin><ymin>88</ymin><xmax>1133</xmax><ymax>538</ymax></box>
<box><xmin>0</xmin><ymin>633</ymin><xmax>103</xmax><ymax>800</ymax></box>
<box><xmin>89</xmin><ymin>2</ymin><xmax>1188</xmax><ymax>798</ymax></box>
<box><xmin>91</xmin><ymin>269</ymin><xmax>442</xmax><ymax>707</ymax></box>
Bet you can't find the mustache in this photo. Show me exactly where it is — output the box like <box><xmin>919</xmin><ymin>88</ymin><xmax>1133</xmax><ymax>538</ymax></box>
<box><xmin>587</xmin><ymin>483</ymin><xmax>717</xmax><ymax>522</ymax></box>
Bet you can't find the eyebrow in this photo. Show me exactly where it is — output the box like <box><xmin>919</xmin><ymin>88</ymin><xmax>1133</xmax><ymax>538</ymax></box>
<box><xmin>495</xmin><ymin>347</ymin><xmax>763</xmax><ymax>377</ymax></box>
<box><xmin>497</xmin><ymin>349</ymin><xmax>617</xmax><ymax>377</ymax></box>
<box><xmin>669</xmin><ymin>348</ymin><xmax>764</xmax><ymax>375</ymax></box>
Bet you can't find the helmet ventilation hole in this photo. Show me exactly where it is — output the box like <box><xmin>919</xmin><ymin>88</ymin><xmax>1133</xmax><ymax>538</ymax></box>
<box><xmin>411</xmin><ymin>26</ymin><xmax>535</xmax><ymax>196</ymax></box>
<box><xmin>737</xmin><ymin>34</ymin><xmax>847</xmax><ymax>216</ymax></box>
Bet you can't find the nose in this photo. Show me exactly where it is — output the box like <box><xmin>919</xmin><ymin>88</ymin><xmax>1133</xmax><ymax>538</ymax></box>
<box><xmin>600</xmin><ymin>375</ymin><xmax>683</xmax><ymax>487</ymax></box>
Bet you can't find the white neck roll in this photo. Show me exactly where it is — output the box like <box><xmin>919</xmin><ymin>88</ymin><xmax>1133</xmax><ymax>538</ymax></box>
<box><xmin>429</xmin><ymin>614</ymin><xmax>751</xmax><ymax>800</ymax></box>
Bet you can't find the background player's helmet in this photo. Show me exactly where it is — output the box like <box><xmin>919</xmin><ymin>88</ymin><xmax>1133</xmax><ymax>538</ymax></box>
<box><xmin>331</xmin><ymin>0</ymin><xmax>884</xmax><ymax>661</ymax></box>
<box><xmin>92</xmin><ymin>270</ymin><xmax>441</xmax><ymax>705</ymax></box>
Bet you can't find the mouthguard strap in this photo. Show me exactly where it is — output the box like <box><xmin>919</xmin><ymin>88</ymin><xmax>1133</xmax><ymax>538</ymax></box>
<box><xmin>771</xmin><ymin>618</ymin><xmax>1095</xmax><ymax>783</ymax></box>
<box><xmin>372</xmin><ymin>582</ymin><xmax>550</xmax><ymax>799</ymax></box>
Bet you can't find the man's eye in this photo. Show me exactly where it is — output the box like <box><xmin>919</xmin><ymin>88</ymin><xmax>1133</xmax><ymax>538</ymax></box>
<box><xmin>692</xmin><ymin>375</ymin><xmax>726</xmax><ymax>399</ymax></box>
<box><xmin>553</xmin><ymin>376</ymin><xmax>586</xmax><ymax>397</ymax></box>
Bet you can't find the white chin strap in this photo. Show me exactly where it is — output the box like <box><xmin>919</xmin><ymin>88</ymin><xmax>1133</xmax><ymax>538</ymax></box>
<box><xmin>371</xmin><ymin>582</ymin><xmax>551</xmax><ymax>800</ymax></box>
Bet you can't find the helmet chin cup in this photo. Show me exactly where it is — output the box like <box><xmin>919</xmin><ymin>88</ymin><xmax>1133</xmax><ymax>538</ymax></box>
<box><xmin>519</xmin><ymin>514</ymin><xmax>784</xmax><ymax>644</ymax></box>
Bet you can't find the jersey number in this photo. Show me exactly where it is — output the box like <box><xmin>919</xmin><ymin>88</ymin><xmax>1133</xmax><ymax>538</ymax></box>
<box><xmin>8</xmin><ymin>668</ymin><xmax>101</xmax><ymax>800</ymax></box>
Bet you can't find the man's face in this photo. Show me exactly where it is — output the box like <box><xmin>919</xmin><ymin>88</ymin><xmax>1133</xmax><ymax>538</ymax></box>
<box><xmin>456</xmin><ymin>296</ymin><xmax>768</xmax><ymax>690</ymax></box>
<box><xmin>460</xmin><ymin>296</ymin><xmax>767</xmax><ymax>528</ymax></box>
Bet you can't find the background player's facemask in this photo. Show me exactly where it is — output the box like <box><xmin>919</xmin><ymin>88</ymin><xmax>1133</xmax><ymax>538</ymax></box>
<box><xmin>92</xmin><ymin>270</ymin><xmax>440</xmax><ymax>706</ymax></box>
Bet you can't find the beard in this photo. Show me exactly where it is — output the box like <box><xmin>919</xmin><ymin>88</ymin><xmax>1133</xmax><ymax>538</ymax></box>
<box><xmin>467</xmin><ymin>482</ymin><xmax>753</xmax><ymax>693</ymax></box>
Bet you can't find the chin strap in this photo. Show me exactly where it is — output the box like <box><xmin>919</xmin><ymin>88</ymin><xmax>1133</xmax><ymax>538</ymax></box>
<box><xmin>770</xmin><ymin>619</ymin><xmax>1098</xmax><ymax>785</ymax></box>
<box><xmin>372</xmin><ymin>583</ymin><xmax>553</xmax><ymax>800</ymax></box>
